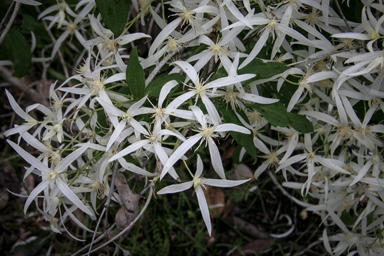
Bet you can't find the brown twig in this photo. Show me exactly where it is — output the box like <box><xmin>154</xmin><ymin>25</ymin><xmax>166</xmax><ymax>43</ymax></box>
<box><xmin>0</xmin><ymin>3</ymin><xmax>21</xmax><ymax>45</ymax></box>
<box><xmin>286</xmin><ymin>45</ymin><xmax>362</xmax><ymax>67</ymax></box>
<box><xmin>83</xmin><ymin>183</ymin><xmax>154</xmax><ymax>256</ymax></box>
<box><xmin>0</xmin><ymin>66</ymin><xmax>49</xmax><ymax>106</ymax></box>
<box><xmin>87</xmin><ymin>163</ymin><xmax>120</xmax><ymax>255</ymax></box>
<box><xmin>145</xmin><ymin>40</ymin><xmax>193</xmax><ymax>86</ymax></box>
<box><xmin>333</xmin><ymin>0</ymin><xmax>352</xmax><ymax>32</ymax></box>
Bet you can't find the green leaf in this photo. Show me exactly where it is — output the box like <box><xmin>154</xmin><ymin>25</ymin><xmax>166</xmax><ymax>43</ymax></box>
<box><xmin>126</xmin><ymin>47</ymin><xmax>145</xmax><ymax>100</ymax></box>
<box><xmin>217</xmin><ymin>102</ymin><xmax>258</xmax><ymax>160</ymax></box>
<box><xmin>95</xmin><ymin>0</ymin><xmax>130</xmax><ymax>36</ymax></box>
<box><xmin>147</xmin><ymin>73</ymin><xmax>184</xmax><ymax>97</ymax></box>
<box><xmin>1</xmin><ymin>29</ymin><xmax>31</xmax><ymax>77</ymax></box>
<box><xmin>287</xmin><ymin>112</ymin><xmax>314</xmax><ymax>133</ymax></box>
<box><xmin>252</xmin><ymin>102</ymin><xmax>289</xmax><ymax>127</ymax></box>
<box><xmin>239</xmin><ymin>58</ymin><xmax>289</xmax><ymax>83</ymax></box>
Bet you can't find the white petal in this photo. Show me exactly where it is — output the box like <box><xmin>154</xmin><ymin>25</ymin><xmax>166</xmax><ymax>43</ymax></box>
<box><xmin>190</xmin><ymin>105</ymin><xmax>207</xmax><ymax>127</ymax></box>
<box><xmin>195</xmin><ymin>155</ymin><xmax>204</xmax><ymax>177</ymax></box>
<box><xmin>56</xmin><ymin>178</ymin><xmax>93</xmax><ymax>216</ymax></box>
<box><xmin>106</xmin><ymin>120</ymin><xmax>126</xmax><ymax>151</ymax></box>
<box><xmin>207</xmin><ymin>74</ymin><xmax>255</xmax><ymax>88</ymax></box>
<box><xmin>157</xmin><ymin>182</ymin><xmax>193</xmax><ymax>194</ymax></box>
<box><xmin>159</xmin><ymin>80</ymin><xmax>178</xmax><ymax>107</ymax></box>
<box><xmin>204</xmin><ymin>178</ymin><xmax>250</xmax><ymax>187</ymax></box>
<box><xmin>118</xmin><ymin>158</ymin><xmax>155</xmax><ymax>176</ymax></box>
<box><xmin>208</xmin><ymin>138</ymin><xmax>226</xmax><ymax>179</ymax></box>
<box><xmin>109</xmin><ymin>139</ymin><xmax>150</xmax><ymax>162</ymax></box>
<box><xmin>173</xmin><ymin>61</ymin><xmax>199</xmax><ymax>86</ymax></box>
<box><xmin>195</xmin><ymin>186</ymin><xmax>212</xmax><ymax>236</ymax></box>
<box><xmin>55</xmin><ymin>142</ymin><xmax>89</xmax><ymax>173</ymax></box>
<box><xmin>162</xmin><ymin>135</ymin><xmax>202</xmax><ymax>178</ymax></box>
<box><xmin>5</xmin><ymin>90</ymin><xmax>33</xmax><ymax>122</ymax></box>
<box><xmin>24</xmin><ymin>179</ymin><xmax>51</xmax><ymax>214</ymax></box>
<box><xmin>7</xmin><ymin>140</ymin><xmax>50</xmax><ymax>173</ymax></box>
<box><xmin>215</xmin><ymin>123</ymin><xmax>250</xmax><ymax>134</ymax></box>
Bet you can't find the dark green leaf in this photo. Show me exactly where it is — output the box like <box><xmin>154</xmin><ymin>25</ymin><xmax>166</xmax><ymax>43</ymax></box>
<box><xmin>126</xmin><ymin>47</ymin><xmax>145</xmax><ymax>100</ymax></box>
<box><xmin>232</xmin><ymin>144</ymin><xmax>244</xmax><ymax>164</ymax></box>
<box><xmin>1</xmin><ymin>29</ymin><xmax>31</xmax><ymax>77</ymax></box>
<box><xmin>217</xmin><ymin>102</ymin><xmax>258</xmax><ymax>160</ymax></box>
<box><xmin>287</xmin><ymin>112</ymin><xmax>314</xmax><ymax>133</ymax></box>
<box><xmin>147</xmin><ymin>73</ymin><xmax>184</xmax><ymax>97</ymax></box>
<box><xmin>211</xmin><ymin>66</ymin><xmax>228</xmax><ymax>81</ymax></box>
<box><xmin>239</xmin><ymin>58</ymin><xmax>288</xmax><ymax>83</ymax></box>
<box><xmin>95</xmin><ymin>0</ymin><xmax>130</xmax><ymax>35</ymax></box>
<box><xmin>252</xmin><ymin>102</ymin><xmax>289</xmax><ymax>127</ymax></box>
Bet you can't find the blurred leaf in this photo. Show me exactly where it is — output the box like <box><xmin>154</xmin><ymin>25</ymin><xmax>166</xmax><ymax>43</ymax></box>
<box><xmin>252</xmin><ymin>102</ymin><xmax>289</xmax><ymax>127</ymax></box>
<box><xmin>126</xmin><ymin>47</ymin><xmax>145</xmax><ymax>100</ymax></box>
<box><xmin>95</xmin><ymin>0</ymin><xmax>130</xmax><ymax>35</ymax></box>
<box><xmin>147</xmin><ymin>73</ymin><xmax>184</xmax><ymax>97</ymax></box>
<box><xmin>48</xmin><ymin>68</ymin><xmax>66</xmax><ymax>81</ymax></box>
<box><xmin>287</xmin><ymin>112</ymin><xmax>314</xmax><ymax>133</ymax></box>
<box><xmin>217</xmin><ymin>102</ymin><xmax>258</xmax><ymax>160</ymax></box>
<box><xmin>239</xmin><ymin>58</ymin><xmax>288</xmax><ymax>83</ymax></box>
<box><xmin>2</xmin><ymin>29</ymin><xmax>31</xmax><ymax>77</ymax></box>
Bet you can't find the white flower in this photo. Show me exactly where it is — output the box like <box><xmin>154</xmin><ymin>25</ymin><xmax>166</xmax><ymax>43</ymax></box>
<box><xmin>7</xmin><ymin>140</ymin><xmax>93</xmax><ymax>216</ymax></box>
<box><xmin>171</xmin><ymin>61</ymin><xmax>255</xmax><ymax>124</ymax></box>
<box><xmin>3</xmin><ymin>89</ymin><xmax>39</xmax><ymax>139</ymax></box>
<box><xmin>162</xmin><ymin>106</ymin><xmax>250</xmax><ymax>180</ymax></box>
<box><xmin>157</xmin><ymin>155</ymin><xmax>250</xmax><ymax>236</ymax></box>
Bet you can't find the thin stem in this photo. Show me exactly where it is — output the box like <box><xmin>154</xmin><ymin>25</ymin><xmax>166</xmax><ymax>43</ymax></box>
<box><xmin>0</xmin><ymin>1</ymin><xmax>15</xmax><ymax>32</ymax></box>
<box><xmin>71</xmin><ymin>224</ymin><xmax>116</xmax><ymax>256</ymax></box>
<box><xmin>333</xmin><ymin>0</ymin><xmax>352</xmax><ymax>32</ymax></box>
<box><xmin>84</xmin><ymin>183</ymin><xmax>154</xmax><ymax>255</ymax></box>
<box><xmin>0</xmin><ymin>2</ymin><xmax>21</xmax><ymax>45</ymax></box>
<box><xmin>87</xmin><ymin>163</ymin><xmax>120</xmax><ymax>255</ymax></box>
<box><xmin>287</xmin><ymin>45</ymin><xmax>362</xmax><ymax>67</ymax></box>
<box><xmin>145</xmin><ymin>40</ymin><xmax>193</xmax><ymax>86</ymax></box>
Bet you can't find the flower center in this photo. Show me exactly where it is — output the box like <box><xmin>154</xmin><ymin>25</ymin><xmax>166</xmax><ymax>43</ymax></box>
<box><xmin>90</xmin><ymin>77</ymin><xmax>105</xmax><ymax>95</ymax></box>
<box><xmin>195</xmin><ymin>84</ymin><xmax>206</xmax><ymax>95</ymax></box>
<box><xmin>167</xmin><ymin>37</ymin><xmax>180</xmax><ymax>52</ymax></box>
<box><xmin>201</xmin><ymin>126</ymin><xmax>214</xmax><ymax>139</ymax></box>
<box><xmin>67</xmin><ymin>22</ymin><xmax>77</xmax><ymax>34</ymax></box>
<box><xmin>123</xmin><ymin>113</ymin><xmax>131</xmax><ymax>121</ymax></box>
<box><xmin>223</xmin><ymin>90</ymin><xmax>240</xmax><ymax>109</ymax></box>
<box><xmin>48</xmin><ymin>170</ymin><xmax>57</xmax><ymax>180</ymax></box>
<box><xmin>369</xmin><ymin>30</ymin><xmax>379</xmax><ymax>40</ymax></box>
<box><xmin>193</xmin><ymin>176</ymin><xmax>205</xmax><ymax>188</ymax></box>
<box><xmin>101</xmin><ymin>38</ymin><xmax>118</xmax><ymax>53</ymax></box>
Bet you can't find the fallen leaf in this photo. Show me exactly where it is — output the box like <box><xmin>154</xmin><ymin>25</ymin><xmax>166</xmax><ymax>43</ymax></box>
<box><xmin>203</xmin><ymin>185</ymin><xmax>225</xmax><ymax>219</ymax></box>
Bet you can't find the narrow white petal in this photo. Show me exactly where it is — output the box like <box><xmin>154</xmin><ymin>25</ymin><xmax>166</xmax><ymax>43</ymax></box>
<box><xmin>24</xmin><ymin>179</ymin><xmax>51</xmax><ymax>214</ymax></box>
<box><xmin>7</xmin><ymin>140</ymin><xmax>50</xmax><ymax>173</ymax></box>
<box><xmin>109</xmin><ymin>139</ymin><xmax>150</xmax><ymax>162</ymax></box>
<box><xmin>190</xmin><ymin>105</ymin><xmax>207</xmax><ymax>127</ymax></box>
<box><xmin>159</xmin><ymin>80</ymin><xmax>178</xmax><ymax>107</ymax></box>
<box><xmin>118</xmin><ymin>158</ymin><xmax>155</xmax><ymax>176</ymax></box>
<box><xmin>195</xmin><ymin>186</ymin><xmax>212</xmax><ymax>236</ymax></box>
<box><xmin>106</xmin><ymin>120</ymin><xmax>126</xmax><ymax>151</ymax></box>
<box><xmin>207</xmin><ymin>74</ymin><xmax>255</xmax><ymax>88</ymax></box>
<box><xmin>201</xmin><ymin>94</ymin><xmax>221</xmax><ymax>125</ymax></box>
<box><xmin>173</xmin><ymin>61</ymin><xmax>199</xmax><ymax>86</ymax></box>
<box><xmin>204</xmin><ymin>178</ymin><xmax>250</xmax><ymax>187</ymax></box>
<box><xmin>195</xmin><ymin>155</ymin><xmax>204</xmax><ymax>177</ymax></box>
<box><xmin>208</xmin><ymin>138</ymin><xmax>226</xmax><ymax>179</ymax></box>
<box><xmin>56</xmin><ymin>178</ymin><xmax>93</xmax><ymax>216</ymax></box>
<box><xmin>5</xmin><ymin>90</ymin><xmax>33</xmax><ymax>121</ymax></box>
<box><xmin>162</xmin><ymin>135</ymin><xmax>202</xmax><ymax>178</ymax></box>
<box><xmin>157</xmin><ymin>182</ymin><xmax>193</xmax><ymax>194</ymax></box>
<box><xmin>239</xmin><ymin>93</ymin><xmax>279</xmax><ymax>104</ymax></box>
<box><xmin>55</xmin><ymin>142</ymin><xmax>89</xmax><ymax>173</ymax></box>
<box><xmin>215</xmin><ymin>123</ymin><xmax>250</xmax><ymax>134</ymax></box>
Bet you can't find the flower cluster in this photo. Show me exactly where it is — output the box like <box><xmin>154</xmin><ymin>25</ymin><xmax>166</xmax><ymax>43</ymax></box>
<box><xmin>2</xmin><ymin>0</ymin><xmax>384</xmax><ymax>254</ymax></box>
